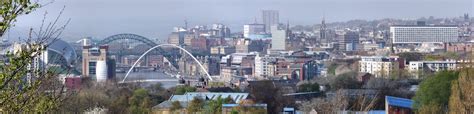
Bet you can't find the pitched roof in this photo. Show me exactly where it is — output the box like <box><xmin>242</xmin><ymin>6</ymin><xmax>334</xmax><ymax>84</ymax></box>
<box><xmin>169</xmin><ymin>92</ymin><xmax>249</xmax><ymax>103</ymax></box>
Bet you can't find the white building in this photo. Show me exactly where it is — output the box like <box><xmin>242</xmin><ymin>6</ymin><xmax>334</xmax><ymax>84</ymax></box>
<box><xmin>359</xmin><ymin>56</ymin><xmax>401</xmax><ymax>78</ymax></box>
<box><xmin>390</xmin><ymin>25</ymin><xmax>458</xmax><ymax>44</ymax></box>
<box><xmin>408</xmin><ymin>61</ymin><xmax>458</xmax><ymax>78</ymax></box>
<box><xmin>254</xmin><ymin>54</ymin><xmax>277</xmax><ymax>78</ymax></box>
<box><xmin>243</xmin><ymin>24</ymin><xmax>266</xmax><ymax>38</ymax></box>
<box><xmin>271</xmin><ymin>25</ymin><xmax>287</xmax><ymax>51</ymax></box>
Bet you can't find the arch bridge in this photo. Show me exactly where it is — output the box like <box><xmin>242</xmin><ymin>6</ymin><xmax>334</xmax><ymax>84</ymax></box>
<box><xmin>98</xmin><ymin>33</ymin><xmax>158</xmax><ymax>47</ymax></box>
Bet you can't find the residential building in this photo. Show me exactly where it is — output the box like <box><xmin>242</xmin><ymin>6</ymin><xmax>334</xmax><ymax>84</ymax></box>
<box><xmin>254</xmin><ymin>54</ymin><xmax>277</xmax><ymax>78</ymax></box>
<box><xmin>359</xmin><ymin>56</ymin><xmax>402</xmax><ymax>78</ymax></box>
<box><xmin>190</xmin><ymin>37</ymin><xmax>208</xmax><ymax>52</ymax></box>
<box><xmin>445</xmin><ymin>42</ymin><xmax>474</xmax><ymax>53</ymax></box>
<box><xmin>408</xmin><ymin>60</ymin><xmax>457</xmax><ymax>78</ymax></box>
<box><xmin>390</xmin><ymin>25</ymin><xmax>458</xmax><ymax>44</ymax></box>
<box><xmin>210</xmin><ymin>46</ymin><xmax>236</xmax><ymax>55</ymax></box>
<box><xmin>183</xmin><ymin>33</ymin><xmax>194</xmax><ymax>46</ymax></box>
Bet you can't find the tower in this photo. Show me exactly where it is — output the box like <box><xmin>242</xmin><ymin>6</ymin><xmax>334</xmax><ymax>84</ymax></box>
<box><xmin>320</xmin><ymin>16</ymin><xmax>327</xmax><ymax>41</ymax></box>
<box><xmin>184</xmin><ymin>19</ymin><xmax>188</xmax><ymax>30</ymax></box>
<box><xmin>262</xmin><ymin>10</ymin><xmax>279</xmax><ymax>33</ymax></box>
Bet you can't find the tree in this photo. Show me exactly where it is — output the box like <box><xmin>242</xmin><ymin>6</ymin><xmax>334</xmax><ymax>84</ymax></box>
<box><xmin>297</xmin><ymin>82</ymin><xmax>320</xmax><ymax>92</ymax></box>
<box><xmin>0</xmin><ymin>9</ymin><xmax>70</xmax><ymax>112</ymax></box>
<box><xmin>397</xmin><ymin>52</ymin><xmax>423</xmax><ymax>63</ymax></box>
<box><xmin>128</xmin><ymin>88</ymin><xmax>151</xmax><ymax>113</ymax></box>
<box><xmin>448</xmin><ymin>68</ymin><xmax>474</xmax><ymax>113</ymax></box>
<box><xmin>206</xmin><ymin>97</ymin><xmax>224</xmax><ymax>114</ymax></box>
<box><xmin>187</xmin><ymin>97</ymin><xmax>204</xmax><ymax>113</ymax></box>
<box><xmin>58</xmin><ymin>87</ymin><xmax>112</xmax><ymax>113</ymax></box>
<box><xmin>170</xmin><ymin>101</ymin><xmax>182</xmax><ymax>112</ymax></box>
<box><xmin>299</xmin><ymin>90</ymin><xmax>349</xmax><ymax>113</ymax></box>
<box><xmin>224</xmin><ymin>96</ymin><xmax>235</xmax><ymax>104</ymax></box>
<box><xmin>363</xmin><ymin>78</ymin><xmax>414</xmax><ymax>109</ymax></box>
<box><xmin>413</xmin><ymin>71</ymin><xmax>459</xmax><ymax>110</ymax></box>
<box><xmin>247</xmin><ymin>80</ymin><xmax>294</xmax><ymax>114</ymax></box>
<box><xmin>174</xmin><ymin>85</ymin><xmax>196</xmax><ymax>95</ymax></box>
<box><xmin>330</xmin><ymin>72</ymin><xmax>361</xmax><ymax>90</ymax></box>
<box><xmin>0</xmin><ymin>0</ymin><xmax>40</xmax><ymax>36</ymax></box>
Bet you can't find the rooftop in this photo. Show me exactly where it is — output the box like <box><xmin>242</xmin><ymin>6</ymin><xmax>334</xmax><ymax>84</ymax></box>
<box><xmin>385</xmin><ymin>96</ymin><xmax>413</xmax><ymax>109</ymax></box>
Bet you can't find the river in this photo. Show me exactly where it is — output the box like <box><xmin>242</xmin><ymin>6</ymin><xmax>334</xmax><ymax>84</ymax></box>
<box><xmin>115</xmin><ymin>71</ymin><xmax>179</xmax><ymax>88</ymax></box>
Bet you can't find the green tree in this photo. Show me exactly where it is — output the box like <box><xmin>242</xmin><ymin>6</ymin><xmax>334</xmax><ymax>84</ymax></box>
<box><xmin>0</xmin><ymin>0</ymin><xmax>40</xmax><ymax>36</ymax></box>
<box><xmin>174</xmin><ymin>85</ymin><xmax>196</xmax><ymax>95</ymax></box>
<box><xmin>247</xmin><ymin>80</ymin><xmax>294</xmax><ymax>114</ymax></box>
<box><xmin>187</xmin><ymin>97</ymin><xmax>204</xmax><ymax>113</ymax></box>
<box><xmin>449</xmin><ymin>68</ymin><xmax>474</xmax><ymax>113</ymax></box>
<box><xmin>170</xmin><ymin>101</ymin><xmax>182</xmax><ymax>112</ymax></box>
<box><xmin>413</xmin><ymin>71</ymin><xmax>459</xmax><ymax>110</ymax></box>
<box><xmin>397</xmin><ymin>52</ymin><xmax>423</xmax><ymax>63</ymax></box>
<box><xmin>224</xmin><ymin>96</ymin><xmax>235</xmax><ymax>104</ymax></box>
<box><xmin>0</xmin><ymin>0</ymin><xmax>72</xmax><ymax>112</ymax></box>
<box><xmin>298</xmin><ymin>82</ymin><xmax>320</xmax><ymax>92</ymax></box>
<box><xmin>128</xmin><ymin>88</ymin><xmax>151</xmax><ymax>113</ymax></box>
<box><xmin>207</xmin><ymin>97</ymin><xmax>224</xmax><ymax>114</ymax></box>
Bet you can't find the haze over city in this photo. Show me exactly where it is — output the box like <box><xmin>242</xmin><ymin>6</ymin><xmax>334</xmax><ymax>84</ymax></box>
<box><xmin>1</xmin><ymin>0</ymin><xmax>474</xmax><ymax>113</ymax></box>
<box><xmin>6</xmin><ymin>0</ymin><xmax>472</xmax><ymax>41</ymax></box>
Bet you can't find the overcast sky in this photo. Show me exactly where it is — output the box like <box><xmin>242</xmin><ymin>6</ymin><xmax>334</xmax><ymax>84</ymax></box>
<box><xmin>4</xmin><ymin>0</ymin><xmax>473</xmax><ymax>41</ymax></box>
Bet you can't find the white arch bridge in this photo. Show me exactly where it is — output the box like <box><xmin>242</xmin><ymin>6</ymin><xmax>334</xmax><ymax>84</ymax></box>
<box><xmin>119</xmin><ymin>44</ymin><xmax>213</xmax><ymax>83</ymax></box>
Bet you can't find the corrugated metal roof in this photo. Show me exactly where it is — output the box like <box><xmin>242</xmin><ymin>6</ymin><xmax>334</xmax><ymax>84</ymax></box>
<box><xmin>386</xmin><ymin>96</ymin><xmax>413</xmax><ymax>109</ymax></box>
<box><xmin>169</xmin><ymin>92</ymin><xmax>249</xmax><ymax>103</ymax></box>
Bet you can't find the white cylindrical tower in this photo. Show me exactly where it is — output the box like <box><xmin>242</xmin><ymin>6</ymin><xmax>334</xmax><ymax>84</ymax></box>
<box><xmin>95</xmin><ymin>60</ymin><xmax>108</xmax><ymax>82</ymax></box>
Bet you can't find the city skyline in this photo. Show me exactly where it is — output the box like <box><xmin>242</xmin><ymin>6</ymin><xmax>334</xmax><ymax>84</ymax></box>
<box><xmin>3</xmin><ymin>0</ymin><xmax>472</xmax><ymax>41</ymax></box>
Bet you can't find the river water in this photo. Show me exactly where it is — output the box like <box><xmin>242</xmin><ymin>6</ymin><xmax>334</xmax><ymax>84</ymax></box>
<box><xmin>115</xmin><ymin>71</ymin><xmax>179</xmax><ymax>88</ymax></box>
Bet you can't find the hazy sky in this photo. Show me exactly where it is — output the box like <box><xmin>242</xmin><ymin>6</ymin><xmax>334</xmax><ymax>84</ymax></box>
<box><xmin>5</xmin><ymin>0</ymin><xmax>473</xmax><ymax>41</ymax></box>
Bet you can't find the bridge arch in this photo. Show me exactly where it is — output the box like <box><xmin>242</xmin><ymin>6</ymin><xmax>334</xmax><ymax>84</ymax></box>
<box><xmin>121</xmin><ymin>44</ymin><xmax>213</xmax><ymax>83</ymax></box>
<box><xmin>98</xmin><ymin>33</ymin><xmax>157</xmax><ymax>46</ymax></box>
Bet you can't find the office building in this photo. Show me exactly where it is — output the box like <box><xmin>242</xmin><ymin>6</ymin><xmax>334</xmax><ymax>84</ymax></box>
<box><xmin>243</xmin><ymin>24</ymin><xmax>266</xmax><ymax>38</ymax></box>
<box><xmin>390</xmin><ymin>25</ymin><xmax>458</xmax><ymax>44</ymax></box>
<box><xmin>336</xmin><ymin>30</ymin><xmax>360</xmax><ymax>51</ymax></box>
<box><xmin>262</xmin><ymin>10</ymin><xmax>279</xmax><ymax>33</ymax></box>
<box><xmin>271</xmin><ymin>25</ymin><xmax>287</xmax><ymax>51</ymax></box>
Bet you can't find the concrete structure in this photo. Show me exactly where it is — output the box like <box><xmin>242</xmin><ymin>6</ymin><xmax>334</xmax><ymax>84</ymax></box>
<box><xmin>336</xmin><ymin>30</ymin><xmax>360</xmax><ymax>51</ymax></box>
<box><xmin>359</xmin><ymin>56</ymin><xmax>402</xmax><ymax>78</ymax></box>
<box><xmin>271</xmin><ymin>25</ymin><xmax>287</xmax><ymax>51</ymax></box>
<box><xmin>243</xmin><ymin>24</ymin><xmax>266</xmax><ymax>38</ymax></box>
<box><xmin>82</xmin><ymin>45</ymin><xmax>115</xmax><ymax>81</ymax></box>
<box><xmin>390</xmin><ymin>25</ymin><xmax>458</xmax><ymax>44</ymax></box>
<box><xmin>262</xmin><ymin>10</ymin><xmax>279</xmax><ymax>33</ymax></box>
